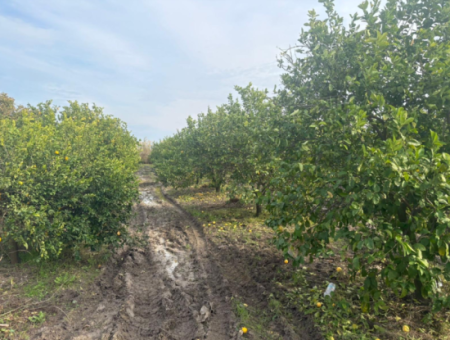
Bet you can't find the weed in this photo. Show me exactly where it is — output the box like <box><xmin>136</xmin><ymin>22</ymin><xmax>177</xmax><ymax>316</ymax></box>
<box><xmin>54</xmin><ymin>273</ymin><xmax>77</xmax><ymax>287</ymax></box>
<box><xmin>24</xmin><ymin>281</ymin><xmax>48</xmax><ymax>300</ymax></box>
<box><xmin>268</xmin><ymin>294</ymin><xmax>283</xmax><ymax>320</ymax></box>
<box><xmin>28</xmin><ymin>311</ymin><xmax>45</xmax><ymax>324</ymax></box>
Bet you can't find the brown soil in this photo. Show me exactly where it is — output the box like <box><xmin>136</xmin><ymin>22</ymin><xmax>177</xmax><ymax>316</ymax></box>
<box><xmin>162</xmin><ymin>192</ymin><xmax>322</xmax><ymax>340</ymax></box>
<box><xmin>29</xmin><ymin>166</ymin><xmax>321</xmax><ymax>339</ymax></box>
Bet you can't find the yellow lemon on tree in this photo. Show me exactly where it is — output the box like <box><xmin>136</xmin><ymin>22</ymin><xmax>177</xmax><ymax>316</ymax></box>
<box><xmin>439</xmin><ymin>247</ymin><xmax>446</xmax><ymax>257</ymax></box>
<box><xmin>402</xmin><ymin>325</ymin><xmax>410</xmax><ymax>333</ymax></box>
<box><xmin>65</xmin><ymin>156</ymin><xmax>69</xmax><ymax>161</ymax></box>
<box><xmin>249</xmin><ymin>229</ymin><xmax>252</xmax><ymax>233</ymax></box>
<box><xmin>242</xmin><ymin>327</ymin><xmax>248</xmax><ymax>334</ymax></box>
<box><xmin>316</xmin><ymin>302</ymin><xmax>322</xmax><ymax>308</ymax></box>
<box><xmin>117</xmin><ymin>231</ymin><xmax>121</xmax><ymax>236</ymax></box>
<box><xmin>0</xmin><ymin>237</ymin><xmax>2</xmax><ymax>242</ymax></box>
<box><xmin>278</xmin><ymin>226</ymin><xmax>284</xmax><ymax>232</ymax></box>
<box><xmin>55</xmin><ymin>151</ymin><xmax>59</xmax><ymax>155</ymax></box>
<box><xmin>18</xmin><ymin>181</ymin><xmax>23</xmax><ymax>185</ymax></box>
<box><xmin>284</xmin><ymin>259</ymin><xmax>289</xmax><ymax>264</ymax></box>
<box><xmin>336</xmin><ymin>267</ymin><xmax>343</xmax><ymax>272</ymax></box>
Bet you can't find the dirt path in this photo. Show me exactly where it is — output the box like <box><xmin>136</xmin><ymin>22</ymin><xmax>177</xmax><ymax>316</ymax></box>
<box><xmin>33</xmin><ymin>167</ymin><xmax>237</xmax><ymax>340</ymax></box>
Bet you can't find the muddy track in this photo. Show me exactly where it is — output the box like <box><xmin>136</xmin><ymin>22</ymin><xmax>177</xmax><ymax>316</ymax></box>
<box><xmin>33</xmin><ymin>168</ymin><xmax>237</xmax><ymax>340</ymax></box>
<box><xmin>160</xmin><ymin>185</ymin><xmax>323</xmax><ymax>340</ymax></box>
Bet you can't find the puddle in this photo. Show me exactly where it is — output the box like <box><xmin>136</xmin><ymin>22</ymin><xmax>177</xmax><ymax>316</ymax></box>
<box><xmin>148</xmin><ymin>231</ymin><xmax>195</xmax><ymax>287</ymax></box>
<box><xmin>154</xmin><ymin>244</ymin><xmax>179</xmax><ymax>280</ymax></box>
<box><xmin>140</xmin><ymin>191</ymin><xmax>155</xmax><ymax>206</ymax></box>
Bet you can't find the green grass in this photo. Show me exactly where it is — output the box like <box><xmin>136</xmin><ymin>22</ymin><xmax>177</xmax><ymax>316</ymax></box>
<box><xmin>0</xmin><ymin>249</ymin><xmax>108</xmax><ymax>338</ymax></box>
<box><xmin>232</xmin><ymin>297</ymin><xmax>282</xmax><ymax>339</ymax></box>
<box><xmin>20</xmin><ymin>253</ymin><xmax>102</xmax><ymax>301</ymax></box>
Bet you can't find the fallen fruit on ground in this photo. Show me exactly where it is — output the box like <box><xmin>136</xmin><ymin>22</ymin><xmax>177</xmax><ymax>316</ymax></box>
<box><xmin>242</xmin><ymin>327</ymin><xmax>248</xmax><ymax>334</ymax></box>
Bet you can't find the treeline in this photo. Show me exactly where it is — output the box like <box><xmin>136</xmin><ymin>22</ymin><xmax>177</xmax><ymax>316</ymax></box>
<box><xmin>151</xmin><ymin>0</ymin><xmax>450</xmax><ymax>310</ymax></box>
<box><xmin>0</xmin><ymin>93</ymin><xmax>140</xmax><ymax>262</ymax></box>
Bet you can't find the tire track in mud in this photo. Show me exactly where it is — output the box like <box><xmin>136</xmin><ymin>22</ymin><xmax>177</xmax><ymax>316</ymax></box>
<box><xmin>33</xmin><ymin>169</ymin><xmax>237</xmax><ymax>340</ymax></box>
<box><xmin>161</xmin><ymin>187</ymin><xmax>323</xmax><ymax>340</ymax></box>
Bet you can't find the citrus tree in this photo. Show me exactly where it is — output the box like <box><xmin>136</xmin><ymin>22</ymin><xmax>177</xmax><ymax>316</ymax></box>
<box><xmin>0</xmin><ymin>99</ymin><xmax>140</xmax><ymax>261</ymax></box>
<box><xmin>267</xmin><ymin>0</ymin><xmax>450</xmax><ymax>310</ymax></box>
<box><xmin>223</xmin><ymin>84</ymin><xmax>281</xmax><ymax>216</ymax></box>
<box><xmin>152</xmin><ymin>106</ymin><xmax>238</xmax><ymax>192</ymax></box>
<box><xmin>151</xmin><ymin>129</ymin><xmax>198</xmax><ymax>188</ymax></box>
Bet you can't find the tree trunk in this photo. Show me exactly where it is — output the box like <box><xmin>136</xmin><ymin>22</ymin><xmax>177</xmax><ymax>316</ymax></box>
<box><xmin>414</xmin><ymin>277</ymin><xmax>424</xmax><ymax>300</ymax></box>
<box><xmin>399</xmin><ymin>200</ymin><xmax>423</xmax><ymax>300</ymax></box>
<box><xmin>215</xmin><ymin>183</ymin><xmax>221</xmax><ymax>193</ymax></box>
<box><xmin>255</xmin><ymin>203</ymin><xmax>262</xmax><ymax>217</ymax></box>
<box><xmin>9</xmin><ymin>239</ymin><xmax>19</xmax><ymax>264</ymax></box>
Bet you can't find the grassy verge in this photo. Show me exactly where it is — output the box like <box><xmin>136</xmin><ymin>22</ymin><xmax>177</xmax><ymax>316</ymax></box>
<box><xmin>166</xmin><ymin>182</ymin><xmax>450</xmax><ymax>340</ymax></box>
<box><xmin>0</xmin><ymin>250</ymin><xmax>108</xmax><ymax>339</ymax></box>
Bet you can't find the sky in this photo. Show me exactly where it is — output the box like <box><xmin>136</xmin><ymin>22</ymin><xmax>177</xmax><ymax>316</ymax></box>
<box><xmin>0</xmin><ymin>0</ymin><xmax>365</xmax><ymax>141</ymax></box>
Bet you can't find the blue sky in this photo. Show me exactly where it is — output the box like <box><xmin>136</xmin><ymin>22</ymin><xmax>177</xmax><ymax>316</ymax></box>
<box><xmin>0</xmin><ymin>0</ymin><xmax>364</xmax><ymax>141</ymax></box>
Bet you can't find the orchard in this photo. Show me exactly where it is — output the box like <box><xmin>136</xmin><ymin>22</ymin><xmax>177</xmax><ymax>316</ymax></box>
<box><xmin>152</xmin><ymin>0</ymin><xmax>450</xmax><ymax>312</ymax></box>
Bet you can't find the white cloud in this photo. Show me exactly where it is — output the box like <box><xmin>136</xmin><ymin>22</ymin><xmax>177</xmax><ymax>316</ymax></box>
<box><xmin>7</xmin><ymin>0</ymin><xmax>153</xmax><ymax>72</ymax></box>
<box><xmin>1</xmin><ymin>0</ymin><xmax>377</xmax><ymax>141</ymax></box>
<box><xmin>146</xmin><ymin>0</ymin><xmax>305</xmax><ymax>71</ymax></box>
<box><xmin>0</xmin><ymin>14</ymin><xmax>55</xmax><ymax>46</ymax></box>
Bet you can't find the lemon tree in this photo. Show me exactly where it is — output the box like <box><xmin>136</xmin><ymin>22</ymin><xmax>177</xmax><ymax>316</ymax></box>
<box><xmin>267</xmin><ymin>0</ymin><xmax>450</xmax><ymax>310</ymax></box>
<box><xmin>151</xmin><ymin>130</ymin><xmax>198</xmax><ymax>188</ymax></box>
<box><xmin>223</xmin><ymin>84</ymin><xmax>281</xmax><ymax>216</ymax></box>
<box><xmin>0</xmin><ymin>99</ymin><xmax>140</xmax><ymax>261</ymax></box>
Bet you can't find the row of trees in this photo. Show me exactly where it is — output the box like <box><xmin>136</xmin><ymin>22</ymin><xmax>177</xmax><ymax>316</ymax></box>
<box><xmin>151</xmin><ymin>85</ymin><xmax>281</xmax><ymax>215</ymax></box>
<box><xmin>152</xmin><ymin>0</ymin><xmax>450</xmax><ymax>311</ymax></box>
<box><xmin>0</xmin><ymin>93</ymin><xmax>140</xmax><ymax>262</ymax></box>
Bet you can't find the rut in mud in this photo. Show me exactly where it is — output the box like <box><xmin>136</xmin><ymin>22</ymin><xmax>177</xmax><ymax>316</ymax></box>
<box><xmin>33</xmin><ymin>167</ymin><xmax>237</xmax><ymax>340</ymax></box>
